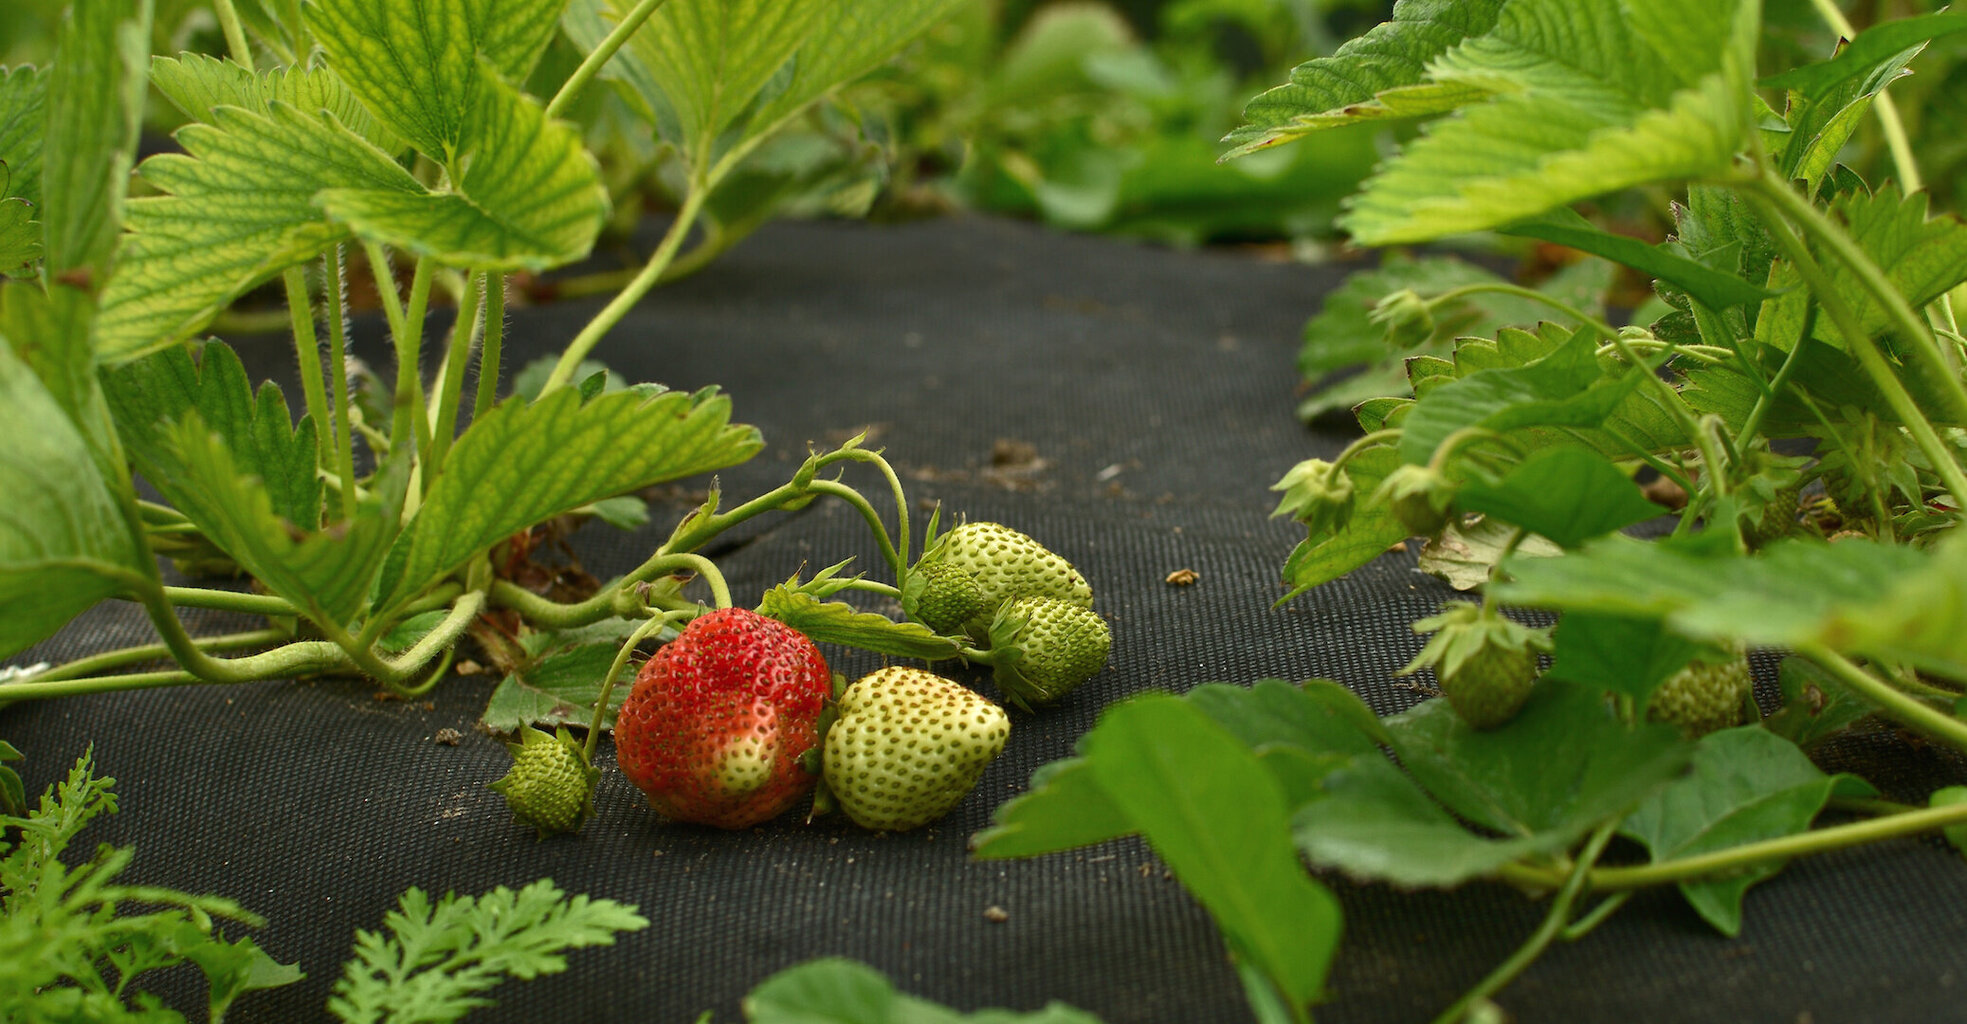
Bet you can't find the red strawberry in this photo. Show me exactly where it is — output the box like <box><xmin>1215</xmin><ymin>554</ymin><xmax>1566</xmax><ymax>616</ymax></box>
<box><xmin>613</xmin><ymin>607</ymin><xmax>831</xmax><ymax>829</ymax></box>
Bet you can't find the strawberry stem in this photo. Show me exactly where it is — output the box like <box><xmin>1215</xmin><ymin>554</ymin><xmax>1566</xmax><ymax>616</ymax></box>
<box><xmin>583</xmin><ymin>612</ymin><xmax>682</xmax><ymax>763</ymax></box>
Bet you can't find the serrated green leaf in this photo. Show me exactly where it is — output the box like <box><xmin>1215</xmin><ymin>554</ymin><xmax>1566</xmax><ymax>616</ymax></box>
<box><xmin>0</xmin><ymin>344</ymin><xmax>140</xmax><ymax>658</ymax></box>
<box><xmin>479</xmin><ymin>641</ymin><xmax>628</xmax><ymax>733</ymax></box>
<box><xmin>0</xmin><ymin>197</ymin><xmax>39</xmax><ymax>275</ymax></box>
<box><xmin>103</xmin><ymin>341</ymin><xmax>322</xmax><ymax>530</ymax></box>
<box><xmin>1396</xmin><ymin>326</ymin><xmax>1643</xmax><ymax>464</ymax></box>
<box><xmin>580</xmin><ymin>0</ymin><xmax>825</xmax><ymax>156</ymax></box>
<box><xmin>376</xmin><ymin>386</ymin><xmax>761</xmax><ymax>612</ymax></box>
<box><xmin>1620</xmin><ymin>727</ymin><xmax>1875</xmax><ymax>936</ymax></box>
<box><xmin>41</xmin><ymin>0</ymin><xmax>151</xmax><ymax>285</ymax></box>
<box><xmin>1760</xmin><ymin>12</ymin><xmax>1967</xmax><ymax>94</ymax></box>
<box><xmin>1496</xmin><ymin>532</ymin><xmax>1967</xmax><ymax>681</ymax></box>
<box><xmin>316</xmin><ymin>70</ymin><xmax>608</xmax><ymax>271</ymax></box>
<box><xmin>97</xmin><ymin>102</ymin><xmax>421</xmax><ymax>361</ymax></box>
<box><xmin>157</xmin><ymin>412</ymin><xmax>403</xmax><ymax>626</ymax></box>
<box><xmin>743</xmin><ymin>0</ymin><xmax>969</xmax><ymax>143</ymax></box>
<box><xmin>1222</xmin><ymin>0</ymin><xmax>1506</xmax><ymax>159</ymax></box>
<box><xmin>1755</xmin><ymin>185</ymin><xmax>1967</xmax><ymax>356</ymax></box>
<box><xmin>302</xmin><ymin>0</ymin><xmax>473</xmax><ymax>158</ymax></box>
<box><xmin>1342</xmin><ymin>0</ymin><xmax>1758</xmax><ymax>245</ymax></box>
<box><xmin>756</xmin><ymin>587</ymin><xmax>961</xmax><ymax>660</ymax></box>
<box><xmin>1500</xmin><ymin>207</ymin><xmax>1775</xmax><ymax>311</ymax></box>
<box><xmin>1082</xmin><ymin>694</ymin><xmax>1340</xmax><ymax>1013</ymax></box>
<box><xmin>149</xmin><ymin>52</ymin><xmax>398</xmax><ymax>153</ymax></box>
<box><xmin>1455</xmin><ymin>447</ymin><xmax>1661</xmax><ymax>548</ymax></box>
<box><xmin>1772</xmin><ymin>30</ymin><xmax>1927</xmax><ymax>196</ymax></box>
<box><xmin>0</xmin><ymin>65</ymin><xmax>50</xmax><ymax>207</ymax></box>
<box><xmin>1280</xmin><ymin>443</ymin><xmax>1408</xmax><ymax>599</ymax></box>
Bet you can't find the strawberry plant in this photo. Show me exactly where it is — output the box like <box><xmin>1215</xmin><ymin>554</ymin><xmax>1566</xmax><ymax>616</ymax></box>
<box><xmin>0</xmin><ymin>0</ymin><xmax>1102</xmax><ymax>777</ymax></box>
<box><xmin>978</xmin><ymin>1</ymin><xmax>1967</xmax><ymax>1021</ymax></box>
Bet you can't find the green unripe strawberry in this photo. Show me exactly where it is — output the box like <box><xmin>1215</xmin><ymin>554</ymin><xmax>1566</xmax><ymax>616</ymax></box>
<box><xmin>489</xmin><ymin>726</ymin><xmax>599</xmax><ymax>838</ymax></box>
<box><xmin>823</xmin><ymin>667</ymin><xmax>1011</xmax><ymax>831</ymax></box>
<box><xmin>985</xmin><ymin>595</ymin><xmax>1111</xmax><ymax>710</ymax></box>
<box><xmin>930</xmin><ymin>522</ymin><xmax>1093</xmax><ymax>625</ymax></box>
<box><xmin>1649</xmin><ymin>654</ymin><xmax>1753</xmax><ymax>737</ymax></box>
<box><xmin>900</xmin><ymin>561</ymin><xmax>989</xmax><ymax>636</ymax></box>
<box><xmin>1401</xmin><ymin>601</ymin><xmax>1550</xmax><ymax>730</ymax></box>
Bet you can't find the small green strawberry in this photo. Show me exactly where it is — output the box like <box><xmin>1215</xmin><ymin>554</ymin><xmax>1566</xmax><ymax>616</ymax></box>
<box><xmin>489</xmin><ymin>726</ymin><xmax>599</xmax><ymax>838</ymax></box>
<box><xmin>926</xmin><ymin>522</ymin><xmax>1093</xmax><ymax>630</ymax></box>
<box><xmin>983</xmin><ymin>595</ymin><xmax>1111</xmax><ymax>710</ymax></box>
<box><xmin>1375</xmin><ymin>463</ymin><xmax>1455</xmax><ymax>538</ymax></box>
<box><xmin>899</xmin><ymin>561</ymin><xmax>989</xmax><ymax>636</ymax></box>
<box><xmin>822</xmin><ymin>667</ymin><xmax>1011</xmax><ymax>831</ymax></box>
<box><xmin>1649</xmin><ymin>653</ymin><xmax>1753</xmax><ymax>737</ymax></box>
<box><xmin>1401</xmin><ymin>601</ymin><xmax>1551</xmax><ymax>730</ymax></box>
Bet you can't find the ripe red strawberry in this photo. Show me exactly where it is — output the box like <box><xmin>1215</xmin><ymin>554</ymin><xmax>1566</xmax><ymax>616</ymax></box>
<box><xmin>613</xmin><ymin>607</ymin><xmax>831</xmax><ymax>829</ymax></box>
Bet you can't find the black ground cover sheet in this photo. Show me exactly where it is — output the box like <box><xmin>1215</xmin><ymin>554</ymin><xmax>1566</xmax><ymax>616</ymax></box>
<box><xmin>8</xmin><ymin>216</ymin><xmax>1966</xmax><ymax>1023</ymax></box>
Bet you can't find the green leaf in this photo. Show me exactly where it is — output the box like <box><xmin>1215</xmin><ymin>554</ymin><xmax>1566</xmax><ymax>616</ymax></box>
<box><xmin>316</xmin><ymin>72</ymin><xmax>610</xmax><ymax>271</ymax></box>
<box><xmin>307</xmin><ymin>0</ymin><xmax>607</xmax><ymax>270</ymax></box>
<box><xmin>0</xmin><ymin>197</ymin><xmax>38</xmax><ymax>275</ymax></box>
<box><xmin>1620</xmin><ymin>727</ymin><xmax>1875</xmax><ymax>936</ymax></box>
<box><xmin>1</xmin><ymin>280</ymin><xmax>120</xmax><ymax>476</ymax></box>
<box><xmin>756</xmin><ymin>587</ymin><xmax>961</xmax><ymax>660</ymax></box>
<box><xmin>742</xmin><ymin>957</ymin><xmax>1106</xmax><ymax>1024</ymax></box>
<box><xmin>970</xmin><ymin>756</ymin><xmax>1135</xmax><ymax>861</ymax></box>
<box><xmin>97</xmin><ymin>102</ymin><xmax>421</xmax><ymax>361</ymax></box>
<box><xmin>180</xmin><ymin>932</ymin><xmax>306</xmax><ymax>1021</ymax></box>
<box><xmin>479</xmin><ymin>641</ymin><xmax>629</xmax><ymax>734</ymax></box>
<box><xmin>1500</xmin><ymin>207</ymin><xmax>1775</xmax><ymax>311</ymax></box>
<box><xmin>376</xmin><ymin>386</ymin><xmax>761</xmax><ymax>611</ymax></box>
<box><xmin>0</xmin><ymin>345</ymin><xmax>140</xmax><ymax>658</ymax></box>
<box><xmin>1545</xmin><ymin>612</ymin><xmax>1703</xmax><ymax>708</ymax></box>
<box><xmin>1082</xmin><ymin>695</ymin><xmax>1340</xmax><ymax>1013</ymax></box>
<box><xmin>1496</xmin><ymin>532</ymin><xmax>1967</xmax><ymax>681</ymax></box>
<box><xmin>974</xmin><ymin>681</ymin><xmax>1387</xmax><ymax>861</ymax></box>
<box><xmin>1454</xmin><ymin>447</ymin><xmax>1661</xmax><ymax>548</ymax></box>
<box><xmin>0</xmin><ymin>65</ymin><xmax>50</xmax><ymax>207</ymax></box>
<box><xmin>103</xmin><ymin>341</ymin><xmax>323</xmax><ymax>531</ymax></box>
<box><xmin>156</xmin><ymin>412</ymin><xmax>405</xmax><ymax>626</ymax></box>
<box><xmin>149</xmin><ymin>52</ymin><xmax>398</xmax><ymax>153</ymax></box>
<box><xmin>1342</xmin><ymin>0</ymin><xmax>1758</xmax><ymax>245</ymax></box>
<box><xmin>1769</xmin><ymin>27</ymin><xmax>1933</xmax><ymax>195</ymax></box>
<box><xmin>40</xmin><ymin>0</ymin><xmax>151</xmax><ymax>285</ymax></box>
<box><xmin>1759</xmin><ymin>12</ymin><xmax>1967</xmax><ymax>94</ymax></box>
<box><xmin>1386</xmin><ymin>679</ymin><xmax>1691</xmax><ymax>840</ymax></box>
<box><xmin>1396</xmin><ymin>327</ymin><xmax>1643</xmax><ymax>464</ymax></box>
<box><xmin>574</xmin><ymin>0</ymin><xmax>963</xmax><ymax>166</ymax></box>
<box><xmin>327</xmin><ymin>880</ymin><xmax>648</xmax><ymax>1024</ymax></box>
<box><xmin>1222</xmin><ymin>0</ymin><xmax>1507</xmax><ymax>159</ymax></box>
<box><xmin>1280</xmin><ymin>443</ymin><xmax>1408</xmax><ymax>599</ymax></box>
<box><xmin>742</xmin><ymin>0</ymin><xmax>970</xmax><ymax>145</ymax></box>
<box><xmin>1755</xmin><ymin>185</ymin><xmax>1967</xmax><ymax>355</ymax></box>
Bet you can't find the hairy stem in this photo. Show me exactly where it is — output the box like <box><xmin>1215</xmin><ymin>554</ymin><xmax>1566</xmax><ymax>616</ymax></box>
<box><xmin>807</xmin><ymin>479</ymin><xmax>904</xmax><ymax>581</ymax></box>
<box><xmin>325</xmin><ymin>246</ymin><xmax>359</xmax><ymax>522</ymax></box>
<box><xmin>425</xmin><ymin>271</ymin><xmax>484</xmax><ymax>482</ymax></box>
<box><xmin>283</xmin><ymin>266</ymin><xmax>332</xmax><ymax>483</ymax></box>
<box><xmin>473</xmin><ymin>272</ymin><xmax>505</xmax><ymax>423</ymax></box>
<box><xmin>157</xmin><ymin>586</ymin><xmax>298</xmax><ymax>617</ymax></box>
<box><xmin>397</xmin><ymin>256</ymin><xmax>436</xmax><ymax>480</ymax></box>
<box><xmin>1429</xmin><ymin>282</ymin><xmax>1618</xmax><ymax>339</ymax></box>
<box><xmin>211</xmin><ymin>0</ymin><xmax>254</xmax><ymax>71</ymax></box>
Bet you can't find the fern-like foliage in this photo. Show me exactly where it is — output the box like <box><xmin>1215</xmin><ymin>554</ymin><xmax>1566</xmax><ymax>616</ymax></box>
<box><xmin>327</xmin><ymin>880</ymin><xmax>649</xmax><ymax>1024</ymax></box>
